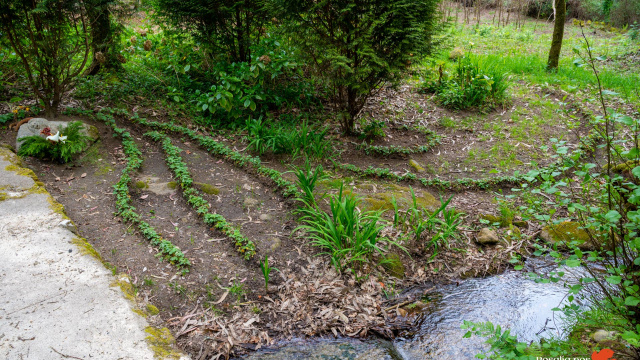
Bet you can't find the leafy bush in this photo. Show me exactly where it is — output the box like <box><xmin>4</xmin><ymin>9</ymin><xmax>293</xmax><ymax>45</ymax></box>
<box><xmin>17</xmin><ymin>122</ymin><xmax>92</xmax><ymax>163</ymax></box>
<box><xmin>270</xmin><ymin>0</ymin><xmax>446</xmax><ymax>134</ymax></box>
<box><xmin>193</xmin><ymin>37</ymin><xmax>315</xmax><ymax>122</ymax></box>
<box><xmin>421</xmin><ymin>53</ymin><xmax>508</xmax><ymax>110</ymax></box>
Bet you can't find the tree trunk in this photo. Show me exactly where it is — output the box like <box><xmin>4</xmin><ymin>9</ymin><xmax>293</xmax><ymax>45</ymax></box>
<box><xmin>547</xmin><ymin>0</ymin><xmax>566</xmax><ymax>70</ymax></box>
<box><xmin>87</xmin><ymin>0</ymin><xmax>120</xmax><ymax>75</ymax></box>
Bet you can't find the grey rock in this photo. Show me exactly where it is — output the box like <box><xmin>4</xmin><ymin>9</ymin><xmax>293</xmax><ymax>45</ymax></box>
<box><xmin>244</xmin><ymin>197</ymin><xmax>260</xmax><ymax>208</ymax></box>
<box><xmin>16</xmin><ymin>118</ymin><xmax>99</xmax><ymax>151</ymax></box>
<box><xmin>592</xmin><ymin>329</ymin><xmax>616</xmax><ymax>342</ymax></box>
<box><xmin>140</xmin><ymin>176</ymin><xmax>176</xmax><ymax>195</ymax></box>
<box><xmin>476</xmin><ymin>228</ymin><xmax>500</xmax><ymax>245</ymax></box>
<box><xmin>259</xmin><ymin>213</ymin><xmax>274</xmax><ymax>221</ymax></box>
<box><xmin>58</xmin><ymin>219</ymin><xmax>77</xmax><ymax>234</ymax></box>
<box><xmin>268</xmin><ymin>237</ymin><xmax>281</xmax><ymax>253</ymax></box>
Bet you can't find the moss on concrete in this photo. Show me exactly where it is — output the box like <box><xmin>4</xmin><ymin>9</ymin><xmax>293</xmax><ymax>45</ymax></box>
<box><xmin>0</xmin><ymin>147</ymin><xmax>22</xmax><ymax>166</ymax></box>
<box><xmin>144</xmin><ymin>327</ymin><xmax>182</xmax><ymax>360</ymax></box>
<box><xmin>111</xmin><ymin>275</ymin><xmax>137</xmax><ymax>302</ymax></box>
<box><xmin>71</xmin><ymin>237</ymin><xmax>103</xmax><ymax>262</ymax></box>
<box><xmin>0</xmin><ymin>192</ymin><xmax>7</xmax><ymax>202</ymax></box>
<box><xmin>194</xmin><ymin>182</ymin><xmax>219</xmax><ymax>195</ymax></box>
<box><xmin>0</xmin><ymin>143</ymin><xmax>15</xmax><ymax>152</ymax></box>
<box><xmin>5</xmin><ymin>164</ymin><xmax>38</xmax><ymax>182</ymax></box>
<box><xmin>47</xmin><ymin>196</ymin><xmax>71</xmax><ymax>220</ymax></box>
<box><xmin>146</xmin><ymin>304</ymin><xmax>160</xmax><ymax>316</ymax></box>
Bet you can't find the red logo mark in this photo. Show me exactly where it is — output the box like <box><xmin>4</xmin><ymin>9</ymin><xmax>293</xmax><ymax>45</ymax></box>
<box><xmin>592</xmin><ymin>348</ymin><xmax>616</xmax><ymax>360</ymax></box>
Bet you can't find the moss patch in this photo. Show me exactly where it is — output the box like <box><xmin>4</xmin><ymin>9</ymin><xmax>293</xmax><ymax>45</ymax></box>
<box><xmin>408</xmin><ymin>159</ymin><xmax>425</xmax><ymax>173</ymax></box>
<box><xmin>194</xmin><ymin>182</ymin><xmax>219</xmax><ymax>195</ymax></box>
<box><xmin>480</xmin><ymin>213</ymin><xmax>513</xmax><ymax>227</ymax></box>
<box><xmin>71</xmin><ymin>237</ymin><xmax>103</xmax><ymax>262</ymax></box>
<box><xmin>318</xmin><ymin>177</ymin><xmax>353</xmax><ymax>189</ymax></box>
<box><xmin>167</xmin><ymin>181</ymin><xmax>177</xmax><ymax>190</ymax></box>
<box><xmin>540</xmin><ymin>221</ymin><xmax>599</xmax><ymax>250</ymax></box>
<box><xmin>47</xmin><ymin>196</ymin><xmax>70</xmax><ymax>219</ymax></box>
<box><xmin>0</xmin><ymin>143</ymin><xmax>16</xmax><ymax>152</ymax></box>
<box><xmin>136</xmin><ymin>181</ymin><xmax>149</xmax><ymax>189</ymax></box>
<box><xmin>111</xmin><ymin>275</ymin><xmax>137</xmax><ymax>302</ymax></box>
<box><xmin>94</xmin><ymin>165</ymin><xmax>114</xmax><ymax>176</ymax></box>
<box><xmin>86</xmin><ymin>125</ymin><xmax>100</xmax><ymax>140</ymax></box>
<box><xmin>0</xmin><ymin>192</ymin><xmax>7</xmax><ymax>202</ymax></box>
<box><xmin>0</xmin><ymin>147</ymin><xmax>22</xmax><ymax>166</ymax></box>
<box><xmin>144</xmin><ymin>327</ymin><xmax>182</xmax><ymax>360</ymax></box>
<box><xmin>362</xmin><ymin>183</ymin><xmax>439</xmax><ymax>213</ymax></box>
<box><xmin>146</xmin><ymin>304</ymin><xmax>160</xmax><ymax>316</ymax></box>
<box><xmin>5</xmin><ymin>164</ymin><xmax>38</xmax><ymax>182</ymax></box>
<box><xmin>381</xmin><ymin>253</ymin><xmax>405</xmax><ymax>279</ymax></box>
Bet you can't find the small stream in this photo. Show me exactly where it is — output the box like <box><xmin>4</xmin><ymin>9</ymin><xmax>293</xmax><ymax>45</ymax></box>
<box><xmin>242</xmin><ymin>259</ymin><xmax>590</xmax><ymax>360</ymax></box>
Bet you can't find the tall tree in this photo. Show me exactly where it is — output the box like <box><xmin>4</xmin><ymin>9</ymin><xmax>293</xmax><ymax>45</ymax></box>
<box><xmin>547</xmin><ymin>0</ymin><xmax>566</xmax><ymax>70</ymax></box>
<box><xmin>0</xmin><ymin>0</ymin><xmax>92</xmax><ymax>117</ymax></box>
<box><xmin>271</xmin><ymin>0</ymin><xmax>446</xmax><ymax>134</ymax></box>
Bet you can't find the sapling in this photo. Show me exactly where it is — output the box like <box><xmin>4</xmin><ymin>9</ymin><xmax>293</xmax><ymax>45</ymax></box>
<box><xmin>259</xmin><ymin>255</ymin><xmax>278</xmax><ymax>292</ymax></box>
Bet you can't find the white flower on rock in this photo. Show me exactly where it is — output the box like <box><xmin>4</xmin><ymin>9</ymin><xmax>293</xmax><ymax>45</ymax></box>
<box><xmin>46</xmin><ymin>131</ymin><xmax>67</xmax><ymax>143</ymax></box>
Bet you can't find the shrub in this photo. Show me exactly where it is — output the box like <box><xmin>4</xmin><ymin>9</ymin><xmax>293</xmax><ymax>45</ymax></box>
<box><xmin>420</xmin><ymin>53</ymin><xmax>508</xmax><ymax>110</ymax></box>
<box><xmin>17</xmin><ymin>122</ymin><xmax>92</xmax><ymax>163</ymax></box>
<box><xmin>271</xmin><ymin>0</ymin><xmax>447</xmax><ymax>134</ymax></box>
<box><xmin>191</xmin><ymin>36</ymin><xmax>315</xmax><ymax>123</ymax></box>
<box><xmin>0</xmin><ymin>0</ymin><xmax>92</xmax><ymax>118</ymax></box>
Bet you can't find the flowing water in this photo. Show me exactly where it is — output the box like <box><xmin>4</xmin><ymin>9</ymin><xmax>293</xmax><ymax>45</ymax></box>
<box><xmin>242</xmin><ymin>259</ymin><xmax>590</xmax><ymax>360</ymax></box>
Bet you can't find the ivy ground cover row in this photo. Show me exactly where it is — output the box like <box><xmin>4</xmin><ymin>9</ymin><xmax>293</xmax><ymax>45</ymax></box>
<box><xmin>98</xmin><ymin>112</ymin><xmax>191</xmax><ymax>270</ymax></box>
<box><xmin>135</xmin><ymin>117</ymin><xmax>299</xmax><ymax>198</ymax></box>
<box><xmin>145</xmin><ymin>130</ymin><xmax>257</xmax><ymax>259</ymax></box>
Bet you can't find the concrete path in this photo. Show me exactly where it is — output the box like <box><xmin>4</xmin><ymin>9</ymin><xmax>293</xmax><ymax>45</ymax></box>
<box><xmin>0</xmin><ymin>147</ymin><xmax>188</xmax><ymax>360</ymax></box>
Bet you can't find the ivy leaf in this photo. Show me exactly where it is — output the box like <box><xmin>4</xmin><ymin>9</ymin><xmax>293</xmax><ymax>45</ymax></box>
<box><xmin>566</xmin><ymin>259</ymin><xmax>581</xmax><ymax>267</ymax></box>
<box><xmin>605</xmin><ymin>210</ymin><xmax>621</xmax><ymax>224</ymax></box>
<box><xmin>606</xmin><ymin>275</ymin><xmax>622</xmax><ymax>285</ymax></box>
<box><xmin>626</xmin><ymin>296</ymin><xmax>640</xmax><ymax>307</ymax></box>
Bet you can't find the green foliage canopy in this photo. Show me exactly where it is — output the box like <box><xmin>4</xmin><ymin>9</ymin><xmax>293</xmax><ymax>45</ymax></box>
<box><xmin>0</xmin><ymin>0</ymin><xmax>92</xmax><ymax>117</ymax></box>
<box><xmin>271</xmin><ymin>0</ymin><xmax>446</xmax><ymax>134</ymax></box>
<box><xmin>152</xmin><ymin>0</ymin><xmax>268</xmax><ymax>63</ymax></box>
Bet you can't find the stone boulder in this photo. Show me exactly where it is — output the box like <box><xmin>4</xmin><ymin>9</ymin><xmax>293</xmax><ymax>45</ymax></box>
<box><xmin>16</xmin><ymin>118</ymin><xmax>99</xmax><ymax>151</ymax></box>
<box><xmin>476</xmin><ymin>228</ymin><xmax>499</xmax><ymax>245</ymax></box>
<box><xmin>539</xmin><ymin>221</ymin><xmax>599</xmax><ymax>251</ymax></box>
